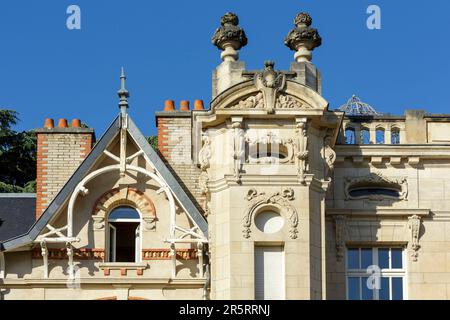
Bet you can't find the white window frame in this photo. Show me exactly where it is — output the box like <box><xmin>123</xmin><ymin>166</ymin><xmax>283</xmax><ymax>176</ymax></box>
<box><xmin>106</xmin><ymin>206</ymin><xmax>143</xmax><ymax>263</ymax></box>
<box><xmin>345</xmin><ymin>247</ymin><xmax>407</xmax><ymax>300</ymax></box>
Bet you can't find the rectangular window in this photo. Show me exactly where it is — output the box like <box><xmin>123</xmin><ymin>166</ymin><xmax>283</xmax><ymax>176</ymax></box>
<box><xmin>254</xmin><ymin>246</ymin><xmax>285</xmax><ymax>300</ymax></box>
<box><xmin>346</xmin><ymin>247</ymin><xmax>406</xmax><ymax>300</ymax></box>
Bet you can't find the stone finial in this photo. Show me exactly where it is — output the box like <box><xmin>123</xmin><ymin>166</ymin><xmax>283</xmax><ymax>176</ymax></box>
<box><xmin>117</xmin><ymin>67</ymin><xmax>129</xmax><ymax>114</ymax></box>
<box><xmin>211</xmin><ymin>12</ymin><xmax>248</xmax><ymax>62</ymax></box>
<box><xmin>284</xmin><ymin>12</ymin><xmax>322</xmax><ymax>63</ymax></box>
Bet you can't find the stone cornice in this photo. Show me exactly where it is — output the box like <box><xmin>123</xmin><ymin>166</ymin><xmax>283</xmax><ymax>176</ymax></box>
<box><xmin>326</xmin><ymin>208</ymin><xmax>430</xmax><ymax>217</ymax></box>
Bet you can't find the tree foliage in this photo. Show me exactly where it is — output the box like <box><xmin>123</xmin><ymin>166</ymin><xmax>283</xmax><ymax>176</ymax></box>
<box><xmin>0</xmin><ymin>110</ymin><xmax>37</xmax><ymax>193</ymax></box>
<box><xmin>146</xmin><ymin>135</ymin><xmax>158</xmax><ymax>150</ymax></box>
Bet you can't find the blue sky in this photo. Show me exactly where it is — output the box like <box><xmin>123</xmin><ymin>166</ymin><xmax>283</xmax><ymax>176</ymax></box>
<box><xmin>1</xmin><ymin>0</ymin><xmax>449</xmax><ymax>136</ymax></box>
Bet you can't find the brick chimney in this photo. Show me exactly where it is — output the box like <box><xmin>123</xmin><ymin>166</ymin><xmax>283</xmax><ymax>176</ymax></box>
<box><xmin>155</xmin><ymin>99</ymin><xmax>205</xmax><ymax>210</ymax></box>
<box><xmin>35</xmin><ymin>118</ymin><xmax>95</xmax><ymax>219</ymax></box>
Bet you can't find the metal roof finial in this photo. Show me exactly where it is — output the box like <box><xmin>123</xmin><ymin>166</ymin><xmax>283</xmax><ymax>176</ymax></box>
<box><xmin>117</xmin><ymin>67</ymin><xmax>129</xmax><ymax>115</ymax></box>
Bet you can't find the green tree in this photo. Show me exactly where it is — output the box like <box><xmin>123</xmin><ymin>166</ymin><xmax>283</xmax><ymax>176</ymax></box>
<box><xmin>146</xmin><ymin>135</ymin><xmax>158</xmax><ymax>150</ymax></box>
<box><xmin>0</xmin><ymin>110</ymin><xmax>37</xmax><ymax>193</ymax></box>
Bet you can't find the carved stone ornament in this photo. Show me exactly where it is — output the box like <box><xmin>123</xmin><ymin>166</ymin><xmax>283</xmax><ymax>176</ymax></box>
<box><xmin>322</xmin><ymin>131</ymin><xmax>336</xmax><ymax>180</ymax></box>
<box><xmin>408</xmin><ymin>215</ymin><xmax>421</xmax><ymax>262</ymax></box>
<box><xmin>284</xmin><ymin>12</ymin><xmax>322</xmax><ymax>62</ymax></box>
<box><xmin>295</xmin><ymin>119</ymin><xmax>309</xmax><ymax>184</ymax></box>
<box><xmin>333</xmin><ymin>215</ymin><xmax>347</xmax><ymax>262</ymax></box>
<box><xmin>211</xmin><ymin>12</ymin><xmax>248</xmax><ymax>61</ymax></box>
<box><xmin>232</xmin><ymin>121</ymin><xmax>245</xmax><ymax>182</ymax></box>
<box><xmin>198</xmin><ymin>135</ymin><xmax>212</xmax><ymax>171</ymax></box>
<box><xmin>344</xmin><ymin>172</ymin><xmax>408</xmax><ymax>201</ymax></box>
<box><xmin>255</xmin><ymin>61</ymin><xmax>286</xmax><ymax>114</ymax></box>
<box><xmin>243</xmin><ymin>188</ymin><xmax>299</xmax><ymax>239</ymax></box>
<box><xmin>246</xmin><ymin>131</ymin><xmax>295</xmax><ymax>164</ymax></box>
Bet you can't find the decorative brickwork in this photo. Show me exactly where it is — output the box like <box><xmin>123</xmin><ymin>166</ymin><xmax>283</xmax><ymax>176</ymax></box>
<box><xmin>36</xmin><ymin>126</ymin><xmax>94</xmax><ymax>219</ymax></box>
<box><xmin>142</xmin><ymin>248</ymin><xmax>198</xmax><ymax>260</ymax></box>
<box><xmin>32</xmin><ymin>248</ymin><xmax>105</xmax><ymax>260</ymax></box>
<box><xmin>92</xmin><ymin>187</ymin><xmax>156</xmax><ymax>217</ymax></box>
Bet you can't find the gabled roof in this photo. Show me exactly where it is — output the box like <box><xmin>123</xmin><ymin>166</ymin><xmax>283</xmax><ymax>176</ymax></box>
<box><xmin>0</xmin><ymin>114</ymin><xmax>208</xmax><ymax>251</ymax></box>
<box><xmin>0</xmin><ymin>194</ymin><xmax>36</xmax><ymax>242</ymax></box>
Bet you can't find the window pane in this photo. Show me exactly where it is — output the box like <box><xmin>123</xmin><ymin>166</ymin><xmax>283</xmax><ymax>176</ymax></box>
<box><xmin>361</xmin><ymin>249</ymin><xmax>372</xmax><ymax>269</ymax></box>
<box><xmin>361</xmin><ymin>277</ymin><xmax>373</xmax><ymax>300</ymax></box>
<box><xmin>347</xmin><ymin>249</ymin><xmax>360</xmax><ymax>269</ymax></box>
<box><xmin>361</xmin><ymin>129</ymin><xmax>370</xmax><ymax>144</ymax></box>
<box><xmin>392</xmin><ymin>277</ymin><xmax>403</xmax><ymax>300</ymax></box>
<box><xmin>379</xmin><ymin>277</ymin><xmax>390</xmax><ymax>300</ymax></box>
<box><xmin>391</xmin><ymin>249</ymin><xmax>403</xmax><ymax>269</ymax></box>
<box><xmin>378</xmin><ymin>248</ymin><xmax>389</xmax><ymax>269</ymax></box>
<box><xmin>109</xmin><ymin>206</ymin><xmax>140</xmax><ymax>220</ymax></box>
<box><xmin>348</xmin><ymin>277</ymin><xmax>360</xmax><ymax>300</ymax></box>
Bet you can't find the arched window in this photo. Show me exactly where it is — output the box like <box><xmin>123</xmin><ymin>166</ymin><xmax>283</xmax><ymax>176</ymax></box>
<box><xmin>361</xmin><ymin>127</ymin><xmax>370</xmax><ymax>144</ymax></box>
<box><xmin>376</xmin><ymin>128</ymin><xmax>385</xmax><ymax>144</ymax></box>
<box><xmin>107</xmin><ymin>206</ymin><xmax>141</xmax><ymax>263</ymax></box>
<box><xmin>391</xmin><ymin>128</ymin><xmax>400</xmax><ymax>144</ymax></box>
<box><xmin>345</xmin><ymin>127</ymin><xmax>356</xmax><ymax>144</ymax></box>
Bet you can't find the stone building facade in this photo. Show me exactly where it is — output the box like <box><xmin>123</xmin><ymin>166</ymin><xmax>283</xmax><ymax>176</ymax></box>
<box><xmin>1</xmin><ymin>12</ymin><xmax>450</xmax><ymax>300</ymax></box>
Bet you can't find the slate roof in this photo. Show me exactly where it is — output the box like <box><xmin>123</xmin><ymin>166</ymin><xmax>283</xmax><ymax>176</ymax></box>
<box><xmin>0</xmin><ymin>114</ymin><xmax>208</xmax><ymax>252</ymax></box>
<box><xmin>0</xmin><ymin>194</ymin><xmax>36</xmax><ymax>243</ymax></box>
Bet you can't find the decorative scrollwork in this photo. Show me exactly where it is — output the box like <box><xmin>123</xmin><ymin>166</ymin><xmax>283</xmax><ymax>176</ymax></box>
<box><xmin>344</xmin><ymin>172</ymin><xmax>408</xmax><ymax>201</ymax></box>
<box><xmin>243</xmin><ymin>188</ymin><xmax>298</xmax><ymax>239</ymax></box>
<box><xmin>408</xmin><ymin>215</ymin><xmax>421</xmax><ymax>262</ymax></box>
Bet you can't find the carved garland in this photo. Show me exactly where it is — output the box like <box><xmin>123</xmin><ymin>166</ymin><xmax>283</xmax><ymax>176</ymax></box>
<box><xmin>243</xmin><ymin>188</ymin><xmax>299</xmax><ymax>239</ymax></box>
<box><xmin>408</xmin><ymin>215</ymin><xmax>421</xmax><ymax>262</ymax></box>
<box><xmin>92</xmin><ymin>187</ymin><xmax>157</xmax><ymax>231</ymax></box>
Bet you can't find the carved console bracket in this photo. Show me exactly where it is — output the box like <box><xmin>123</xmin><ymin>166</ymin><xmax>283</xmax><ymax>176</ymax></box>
<box><xmin>408</xmin><ymin>215</ymin><xmax>422</xmax><ymax>262</ymax></box>
<box><xmin>333</xmin><ymin>215</ymin><xmax>347</xmax><ymax>262</ymax></box>
<box><xmin>243</xmin><ymin>188</ymin><xmax>299</xmax><ymax>239</ymax></box>
<box><xmin>295</xmin><ymin>117</ymin><xmax>309</xmax><ymax>184</ymax></box>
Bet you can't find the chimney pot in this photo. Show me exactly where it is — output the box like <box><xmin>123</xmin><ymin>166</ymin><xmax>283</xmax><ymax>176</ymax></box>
<box><xmin>58</xmin><ymin>119</ymin><xmax>68</xmax><ymax>128</ymax></box>
<box><xmin>71</xmin><ymin>119</ymin><xmax>81</xmax><ymax>128</ymax></box>
<box><xmin>164</xmin><ymin>100</ymin><xmax>175</xmax><ymax>111</ymax></box>
<box><xmin>180</xmin><ymin>100</ymin><xmax>190</xmax><ymax>111</ymax></box>
<box><xmin>194</xmin><ymin>99</ymin><xmax>205</xmax><ymax>110</ymax></box>
<box><xmin>43</xmin><ymin>118</ymin><xmax>54</xmax><ymax>129</ymax></box>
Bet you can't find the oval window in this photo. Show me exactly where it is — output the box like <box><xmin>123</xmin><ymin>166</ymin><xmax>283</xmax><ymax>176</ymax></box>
<box><xmin>255</xmin><ymin>211</ymin><xmax>284</xmax><ymax>234</ymax></box>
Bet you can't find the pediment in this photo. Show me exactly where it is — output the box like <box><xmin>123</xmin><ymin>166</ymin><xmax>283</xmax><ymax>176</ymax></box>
<box><xmin>211</xmin><ymin>80</ymin><xmax>328</xmax><ymax>114</ymax></box>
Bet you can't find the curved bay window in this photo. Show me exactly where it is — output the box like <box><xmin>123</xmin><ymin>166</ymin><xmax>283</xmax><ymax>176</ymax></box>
<box><xmin>107</xmin><ymin>206</ymin><xmax>141</xmax><ymax>263</ymax></box>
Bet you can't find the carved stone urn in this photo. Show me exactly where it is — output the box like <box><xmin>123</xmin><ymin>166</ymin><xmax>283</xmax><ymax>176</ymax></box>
<box><xmin>212</xmin><ymin>12</ymin><xmax>248</xmax><ymax>62</ymax></box>
<box><xmin>284</xmin><ymin>12</ymin><xmax>322</xmax><ymax>63</ymax></box>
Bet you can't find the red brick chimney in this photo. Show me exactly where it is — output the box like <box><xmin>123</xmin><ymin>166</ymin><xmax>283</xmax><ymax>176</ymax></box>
<box><xmin>35</xmin><ymin>118</ymin><xmax>95</xmax><ymax>219</ymax></box>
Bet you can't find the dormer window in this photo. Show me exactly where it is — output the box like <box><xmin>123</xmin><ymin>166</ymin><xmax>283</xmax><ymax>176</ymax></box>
<box><xmin>345</xmin><ymin>127</ymin><xmax>356</xmax><ymax>144</ymax></box>
<box><xmin>107</xmin><ymin>206</ymin><xmax>141</xmax><ymax>263</ymax></box>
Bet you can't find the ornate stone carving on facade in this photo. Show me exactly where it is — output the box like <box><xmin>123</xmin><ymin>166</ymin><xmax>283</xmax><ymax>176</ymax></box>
<box><xmin>243</xmin><ymin>188</ymin><xmax>299</xmax><ymax>239</ymax></box>
<box><xmin>246</xmin><ymin>131</ymin><xmax>295</xmax><ymax>164</ymax></box>
<box><xmin>232</xmin><ymin>119</ymin><xmax>245</xmax><ymax>183</ymax></box>
<box><xmin>255</xmin><ymin>61</ymin><xmax>286</xmax><ymax>114</ymax></box>
<box><xmin>224</xmin><ymin>92</ymin><xmax>309</xmax><ymax>111</ymax></box>
<box><xmin>333</xmin><ymin>215</ymin><xmax>347</xmax><ymax>262</ymax></box>
<box><xmin>284</xmin><ymin>12</ymin><xmax>322</xmax><ymax>62</ymax></box>
<box><xmin>295</xmin><ymin>118</ymin><xmax>309</xmax><ymax>184</ymax></box>
<box><xmin>198</xmin><ymin>134</ymin><xmax>212</xmax><ymax>194</ymax></box>
<box><xmin>408</xmin><ymin>215</ymin><xmax>421</xmax><ymax>262</ymax></box>
<box><xmin>212</xmin><ymin>12</ymin><xmax>248</xmax><ymax>62</ymax></box>
<box><xmin>322</xmin><ymin>131</ymin><xmax>336</xmax><ymax>180</ymax></box>
<box><xmin>92</xmin><ymin>187</ymin><xmax>157</xmax><ymax>231</ymax></box>
<box><xmin>276</xmin><ymin>94</ymin><xmax>309</xmax><ymax>109</ymax></box>
<box><xmin>226</xmin><ymin>93</ymin><xmax>264</xmax><ymax>109</ymax></box>
<box><xmin>344</xmin><ymin>172</ymin><xmax>408</xmax><ymax>201</ymax></box>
